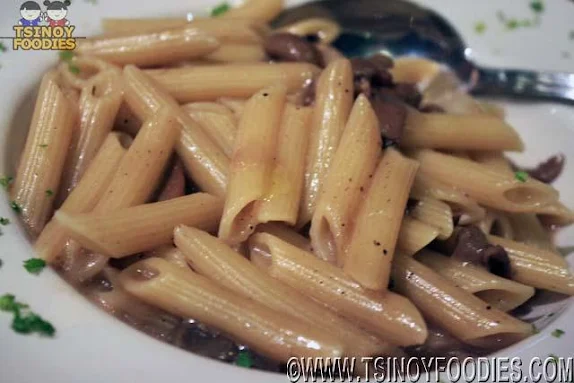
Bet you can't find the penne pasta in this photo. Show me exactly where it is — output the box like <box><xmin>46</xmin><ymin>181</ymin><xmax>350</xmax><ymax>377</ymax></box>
<box><xmin>101</xmin><ymin>18</ymin><xmax>264</xmax><ymax>43</ymax></box>
<box><xmin>218</xmin><ymin>97</ymin><xmax>247</xmax><ymax>119</ymax></box>
<box><xmin>397</xmin><ymin>217</ymin><xmax>440</xmax><ymax>257</ymax></box>
<box><xmin>416</xmin><ymin>250</ymin><xmax>535</xmax><ymax>312</ymax></box>
<box><xmin>144</xmin><ymin>63</ymin><xmax>320</xmax><ymax>103</ymax></box>
<box><xmin>249</xmin><ymin>233</ymin><xmax>428</xmax><ymax>347</ymax></box>
<box><xmin>277</xmin><ymin>18</ymin><xmax>342</xmax><ymax>45</ymax></box>
<box><xmin>471</xmin><ymin>151</ymin><xmax>513</xmax><ymax>173</ymax></box>
<box><xmin>218</xmin><ymin>86</ymin><xmax>285</xmax><ymax>245</ymax></box>
<box><xmin>401</xmin><ymin>110</ymin><xmax>524</xmax><ymax>151</ymax></box>
<box><xmin>56</xmin><ymin>194</ymin><xmax>223</xmax><ymax>258</ymax></box>
<box><xmin>123</xmin><ymin>65</ymin><xmax>229</xmax><ymax>196</ymax></box>
<box><xmin>390</xmin><ymin>57</ymin><xmax>441</xmax><ymax>86</ymax></box>
<box><xmin>34</xmin><ymin>132</ymin><xmax>128</xmax><ymax>263</ymax></box>
<box><xmin>205</xmin><ymin>43</ymin><xmax>267</xmax><ymax>63</ymax></box>
<box><xmin>221</xmin><ymin>0</ymin><xmax>284</xmax><ymax>23</ymax></box>
<box><xmin>488</xmin><ymin>235</ymin><xmax>574</xmax><ymax>295</ymax></box>
<box><xmin>58</xmin><ymin>70</ymin><xmax>124</xmax><ymax>202</ymax></box>
<box><xmin>114</xmin><ymin>102</ymin><xmax>142</xmax><ymax>136</ymax></box>
<box><xmin>57</xmin><ymin>56</ymin><xmax>121</xmax><ymax>90</ymax></box>
<box><xmin>11</xmin><ymin>71</ymin><xmax>78</xmax><ymax>236</ymax></box>
<box><xmin>175</xmin><ymin>226</ymin><xmax>397</xmax><ymax>357</ymax></box>
<box><xmin>410</xmin><ymin>149</ymin><xmax>558</xmax><ymax>213</ymax></box>
<box><xmin>258</xmin><ymin>104</ymin><xmax>312</xmax><ymax>225</ymax></box>
<box><xmin>76</xmin><ymin>27</ymin><xmax>220</xmax><ymax>67</ymax></box>
<box><xmin>411</xmin><ymin>172</ymin><xmax>486</xmax><ymax>224</ymax></box>
<box><xmin>144</xmin><ymin>245</ymin><xmax>190</xmax><ymax>269</ymax></box>
<box><xmin>299</xmin><ymin>59</ymin><xmax>354</xmax><ymax>227</ymax></box>
<box><xmin>256</xmin><ymin>222</ymin><xmax>312</xmax><ymax>251</ymax></box>
<box><xmin>183</xmin><ymin>104</ymin><xmax>237</xmax><ymax>157</ymax></box>
<box><xmin>392</xmin><ymin>254</ymin><xmax>534</xmax><ymax>348</ymax></box>
<box><xmin>477</xmin><ymin>210</ymin><xmax>514</xmax><ymax>239</ymax></box>
<box><xmin>508</xmin><ymin>213</ymin><xmax>555</xmax><ymax>251</ymax></box>
<box><xmin>409</xmin><ymin>197</ymin><xmax>453</xmax><ymax>240</ymax></box>
<box><xmin>119</xmin><ymin>258</ymin><xmax>345</xmax><ymax>361</ymax></box>
<box><xmin>310</xmin><ymin>93</ymin><xmax>380</xmax><ymax>264</ymax></box>
<box><xmin>344</xmin><ymin>149</ymin><xmax>419</xmax><ymax>290</ymax></box>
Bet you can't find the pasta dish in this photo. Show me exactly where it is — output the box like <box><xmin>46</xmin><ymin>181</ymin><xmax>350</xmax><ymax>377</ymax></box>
<box><xmin>7</xmin><ymin>0</ymin><xmax>574</xmax><ymax>373</ymax></box>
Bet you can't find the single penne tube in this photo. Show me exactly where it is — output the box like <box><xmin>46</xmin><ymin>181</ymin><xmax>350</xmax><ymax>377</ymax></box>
<box><xmin>310</xmin><ymin>94</ymin><xmax>381</xmax><ymax>264</ymax></box>
<box><xmin>11</xmin><ymin>70</ymin><xmax>78</xmax><ymax>236</ymax></box>
<box><xmin>299</xmin><ymin>59</ymin><xmax>354</xmax><ymax>227</ymax></box>
<box><xmin>401</xmin><ymin>110</ymin><xmax>524</xmax><ymax>151</ymax></box>
<box><xmin>114</xmin><ymin>102</ymin><xmax>142</xmax><ymax>137</ymax></box>
<box><xmin>411</xmin><ymin>173</ymin><xmax>486</xmax><ymax>224</ymax></box>
<box><xmin>218</xmin><ymin>97</ymin><xmax>247</xmax><ymax>119</ymax></box>
<box><xmin>56</xmin><ymin>194</ymin><xmax>223</xmax><ymax>258</ymax></box>
<box><xmin>120</xmin><ymin>257</ymin><xmax>344</xmax><ymax>361</ymax></box>
<box><xmin>248</xmin><ymin>233</ymin><xmax>428</xmax><ymax>347</ymax></box>
<box><xmin>205</xmin><ymin>43</ymin><xmax>267</xmax><ymax>63</ymax></box>
<box><xmin>34</xmin><ymin>132</ymin><xmax>128</xmax><ymax>263</ymax></box>
<box><xmin>390</xmin><ymin>57</ymin><xmax>441</xmax><ymax>86</ymax></box>
<box><xmin>258</xmin><ymin>104</ymin><xmax>312</xmax><ymax>225</ymax></box>
<box><xmin>415</xmin><ymin>250</ymin><xmax>535</xmax><ymax>312</ymax></box>
<box><xmin>344</xmin><ymin>149</ymin><xmax>419</xmax><ymax>290</ymax></box>
<box><xmin>471</xmin><ymin>151</ymin><xmax>513</xmax><ymax>173</ymax></box>
<box><xmin>58</xmin><ymin>70</ymin><xmax>124</xmax><ymax>201</ymax></box>
<box><xmin>123</xmin><ymin>65</ymin><xmax>229</xmax><ymax>196</ymax></box>
<box><xmin>174</xmin><ymin>226</ymin><xmax>397</xmax><ymax>357</ymax></box>
<box><xmin>93</xmin><ymin>108</ymin><xmax>180</xmax><ymax>213</ymax></box>
<box><xmin>397</xmin><ymin>217</ymin><xmax>440</xmax><ymax>257</ymax></box>
<box><xmin>409</xmin><ymin>197</ymin><xmax>453</xmax><ymax>240</ymax></box>
<box><xmin>534</xmin><ymin>200</ymin><xmax>574</xmax><ymax>226</ymax></box>
<box><xmin>391</xmin><ymin>254</ymin><xmax>533</xmax><ymax>348</ymax></box>
<box><xmin>183</xmin><ymin>105</ymin><xmax>237</xmax><ymax>157</ymax></box>
<box><xmin>144</xmin><ymin>63</ymin><xmax>320</xmax><ymax>103</ymax></box>
<box><xmin>144</xmin><ymin>245</ymin><xmax>189</xmax><ymax>269</ymax></box>
<box><xmin>410</xmin><ymin>149</ymin><xmax>558</xmax><ymax>213</ymax></box>
<box><xmin>76</xmin><ymin>27</ymin><xmax>220</xmax><ymax>67</ymax></box>
<box><xmin>277</xmin><ymin>18</ymin><xmax>342</xmax><ymax>45</ymax></box>
<box><xmin>508</xmin><ymin>213</ymin><xmax>555</xmax><ymax>251</ymax></box>
<box><xmin>57</xmin><ymin>56</ymin><xmax>121</xmax><ymax>90</ymax></box>
<box><xmin>221</xmin><ymin>0</ymin><xmax>283</xmax><ymax>22</ymax></box>
<box><xmin>477</xmin><ymin>210</ymin><xmax>514</xmax><ymax>239</ymax></box>
<box><xmin>219</xmin><ymin>86</ymin><xmax>286</xmax><ymax>245</ymax></box>
<box><xmin>183</xmin><ymin>102</ymin><xmax>236</xmax><ymax>119</ymax></box>
<box><xmin>488</xmin><ymin>235</ymin><xmax>574</xmax><ymax>295</ymax></box>
<box><xmin>101</xmin><ymin>18</ymin><xmax>264</xmax><ymax>43</ymax></box>
<box><xmin>256</xmin><ymin>222</ymin><xmax>312</xmax><ymax>251</ymax></box>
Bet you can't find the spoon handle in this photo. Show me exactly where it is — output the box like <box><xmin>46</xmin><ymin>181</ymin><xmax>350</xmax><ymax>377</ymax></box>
<box><xmin>471</xmin><ymin>67</ymin><xmax>574</xmax><ymax>103</ymax></box>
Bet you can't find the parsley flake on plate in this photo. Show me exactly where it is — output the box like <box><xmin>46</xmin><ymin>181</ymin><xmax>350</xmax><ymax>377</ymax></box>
<box><xmin>24</xmin><ymin>258</ymin><xmax>47</xmax><ymax>275</ymax></box>
<box><xmin>211</xmin><ymin>2</ymin><xmax>230</xmax><ymax>17</ymax></box>
<box><xmin>10</xmin><ymin>201</ymin><xmax>22</xmax><ymax>214</ymax></box>
<box><xmin>0</xmin><ymin>217</ymin><xmax>9</xmax><ymax>225</ymax></box>
<box><xmin>0</xmin><ymin>294</ymin><xmax>55</xmax><ymax>337</ymax></box>
<box><xmin>235</xmin><ymin>350</ymin><xmax>253</xmax><ymax>368</ymax></box>
<box><xmin>551</xmin><ymin>329</ymin><xmax>565</xmax><ymax>338</ymax></box>
<box><xmin>0</xmin><ymin>176</ymin><xmax>13</xmax><ymax>190</ymax></box>
<box><xmin>45</xmin><ymin>189</ymin><xmax>54</xmax><ymax>197</ymax></box>
<box><xmin>474</xmin><ymin>22</ymin><xmax>487</xmax><ymax>34</ymax></box>
<box><xmin>515</xmin><ymin>171</ymin><xmax>528</xmax><ymax>183</ymax></box>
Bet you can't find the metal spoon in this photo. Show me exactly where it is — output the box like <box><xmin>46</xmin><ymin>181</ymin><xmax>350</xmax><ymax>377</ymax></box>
<box><xmin>273</xmin><ymin>0</ymin><xmax>574</xmax><ymax>103</ymax></box>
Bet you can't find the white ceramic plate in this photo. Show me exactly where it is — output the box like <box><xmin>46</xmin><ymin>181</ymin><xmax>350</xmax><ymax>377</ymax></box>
<box><xmin>0</xmin><ymin>1</ymin><xmax>573</xmax><ymax>382</ymax></box>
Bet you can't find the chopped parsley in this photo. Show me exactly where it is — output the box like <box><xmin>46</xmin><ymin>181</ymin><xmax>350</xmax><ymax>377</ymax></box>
<box><xmin>45</xmin><ymin>189</ymin><xmax>54</xmax><ymax>197</ymax></box>
<box><xmin>0</xmin><ymin>294</ymin><xmax>55</xmax><ymax>337</ymax></box>
<box><xmin>515</xmin><ymin>171</ymin><xmax>528</xmax><ymax>183</ymax></box>
<box><xmin>211</xmin><ymin>2</ymin><xmax>230</xmax><ymax>17</ymax></box>
<box><xmin>0</xmin><ymin>42</ymin><xmax>7</xmax><ymax>53</ymax></box>
<box><xmin>10</xmin><ymin>201</ymin><xmax>22</xmax><ymax>214</ymax></box>
<box><xmin>235</xmin><ymin>350</ymin><xmax>253</xmax><ymax>368</ymax></box>
<box><xmin>58</xmin><ymin>50</ymin><xmax>74</xmax><ymax>62</ymax></box>
<box><xmin>24</xmin><ymin>258</ymin><xmax>46</xmax><ymax>275</ymax></box>
<box><xmin>69</xmin><ymin>65</ymin><xmax>80</xmax><ymax>75</ymax></box>
<box><xmin>474</xmin><ymin>22</ymin><xmax>487</xmax><ymax>34</ymax></box>
<box><xmin>39</xmin><ymin>144</ymin><xmax>48</xmax><ymax>148</ymax></box>
<box><xmin>530</xmin><ymin>0</ymin><xmax>544</xmax><ymax>14</ymax></box>
<box><xmin>551</xmin><ymin>329</ymin><xmax>565</xmax><ymax>338</ymax></box>
<box><xmin>0</xmin><ymin>217</ymin><xmax>9</xmax><ymax>225</ymax></box>
<box><xmin>0</xmin><ymin>176</ymin><xmax>13</xmax><ymax>190</ymax></box>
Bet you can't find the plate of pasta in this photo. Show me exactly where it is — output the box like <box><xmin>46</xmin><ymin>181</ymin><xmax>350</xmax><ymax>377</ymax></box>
<box><xmin>0</xmin><ymin>0</ymin><xmax>573</xmax><ymax>382</ymax></box>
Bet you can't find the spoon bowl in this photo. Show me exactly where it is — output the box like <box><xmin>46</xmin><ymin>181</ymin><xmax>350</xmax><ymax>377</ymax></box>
<box><xmin>274</xmin><ymin>0</ymin><xmax>574</xmax><ymax>103</ymax></box>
